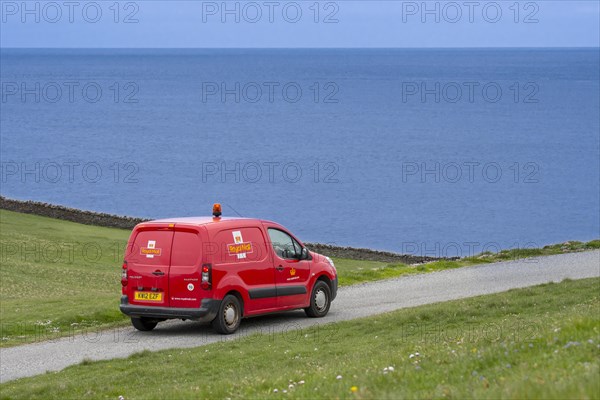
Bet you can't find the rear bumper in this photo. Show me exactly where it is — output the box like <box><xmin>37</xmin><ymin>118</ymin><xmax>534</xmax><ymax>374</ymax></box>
<box><xmin>120</xmin><ymin>296</ymin><xmax>220</xmax><ymax>322</ymax></box>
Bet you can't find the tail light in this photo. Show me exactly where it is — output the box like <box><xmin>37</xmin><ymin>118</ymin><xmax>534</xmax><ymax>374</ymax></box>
<box><xmin>121</xmin><ymin>260</ymin><xmax>128</xmax><ymax>286</ymax></box>
<box><xmin>201</xmin><ymin>264</ymin><xmax>212</xmax><ymax>290</ymax></box>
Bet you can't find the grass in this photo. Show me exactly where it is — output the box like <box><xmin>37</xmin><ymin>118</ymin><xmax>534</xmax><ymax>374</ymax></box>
<box><xmin>0</xmin><ymin>278</ymin><xmax>598</xmax><ymax>399</ymax></box>
<box><xmin>335</xmin><ymin>259</ymin><xmax>469</xmax><ymax>286</ymax></box>
<box><xmin>0</xmin><ymin>209</ymin><xmax>598</xmax><ymax>347</ymax></box>
<box><xmin>0</xmin><ymin>210</ymin><xmax>131</xmax><ymax>347</ymax></box>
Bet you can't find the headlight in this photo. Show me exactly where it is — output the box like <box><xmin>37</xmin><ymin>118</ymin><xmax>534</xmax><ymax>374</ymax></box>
<box><xmin>325</xmin><ymin>256</ymin><xmax>335</xmax><ymax>269</ymax></box>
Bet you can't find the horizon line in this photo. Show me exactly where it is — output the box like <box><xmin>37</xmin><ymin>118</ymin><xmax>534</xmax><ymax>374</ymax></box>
<box><xmin>1</xmin><ymin>46</ymin><xmax>598</xmax><ymax>50</ymax></box>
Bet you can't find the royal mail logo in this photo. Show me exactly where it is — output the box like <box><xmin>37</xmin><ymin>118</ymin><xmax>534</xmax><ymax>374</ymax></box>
<box><xmin>141</xmin><ymin>240</ymin><xmax>161</xmax><ymax>258</ymax></box>
<box><xmin>290</xmin><ymin>268</ymin><xmax>296</xmax><ymax>276</ymax></box>
<box><xmin>228</xmin><ymin>242</ymin><xmax>253</xmax><ymax>255</ymax></box>
<box><xmin>229</xmin><ymin>230</ymin><xmax>252</xmax><ymax>259</ymax></box>
<box><xmin>141</xmin><ymin>248</ymin><xmax>162</xmax><ymax>255</ymax></box>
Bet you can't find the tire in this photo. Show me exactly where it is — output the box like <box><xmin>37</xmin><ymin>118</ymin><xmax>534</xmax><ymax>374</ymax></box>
<box><xmin>211</xmin><ymin>295</ymin><xmax>242</xmax><ymax>334</ymax></box>
<box><xmin>304</xmin><ymin>280</ymin><xmax>331</xmax><ymax>318</ymax></box>
<box><xmin>131</xmin><ymin>317</ymin><xmax>158</xmax><ymax>331</ymax></box>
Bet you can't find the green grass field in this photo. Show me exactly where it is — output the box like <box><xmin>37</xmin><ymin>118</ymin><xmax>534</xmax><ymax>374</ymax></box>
<box><xmin>1</xmin><ymin>209</ymin><xmax>598</xmax><ymax>347</ymax></box>
<box><xmin>0</xmin><ymin>210</ymin><xmax>130</xmax><ymax>347</ymax></box>
<box><xmin>1</xmin><ymin>278</ymin><xmax>598</xmax><ymax>399</ymax></box>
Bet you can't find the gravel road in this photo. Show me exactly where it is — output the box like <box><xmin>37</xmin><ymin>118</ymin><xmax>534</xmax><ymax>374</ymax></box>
<box><xmin>1</xmin><ymin>250</ymin><xmax>598</xmax><ymax>383</ymax></box>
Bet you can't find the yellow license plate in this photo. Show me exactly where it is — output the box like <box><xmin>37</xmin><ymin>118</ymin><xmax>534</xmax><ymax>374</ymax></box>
<box><xmin>134</xmin><ymin>291</ymin><xmax>163</xmax><ymax>301</ymax></box>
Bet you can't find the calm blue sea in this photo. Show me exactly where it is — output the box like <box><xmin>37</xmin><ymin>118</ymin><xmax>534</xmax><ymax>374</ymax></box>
<box><xmin>1</xmin><ymin>48</ymin><xmax>598</xmax><ymax>255</ymax></box>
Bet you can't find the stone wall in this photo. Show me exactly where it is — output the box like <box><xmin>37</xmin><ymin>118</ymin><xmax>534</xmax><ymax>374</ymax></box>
<box><xmin>0</xmin><ymin>196</ymin><xmax>146</xmax><ymax>230</ymax></box>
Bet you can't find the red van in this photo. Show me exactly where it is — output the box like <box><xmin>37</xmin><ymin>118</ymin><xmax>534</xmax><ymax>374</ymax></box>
<box><xmin>120</xmin><ymin>205</ymin><xmax>338</xmax><ymax>334</ymax></box>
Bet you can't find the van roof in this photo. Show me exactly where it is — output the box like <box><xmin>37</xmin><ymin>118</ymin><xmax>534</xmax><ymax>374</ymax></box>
<box><xmin>138</xmin><ymin>216</ymin><xmax>278</xmax><ymax>227</ymax></box>
<box><xmin>134</xmin><ymin>216</ymin><xmax>298</xmax><ymax>243</ymax></box>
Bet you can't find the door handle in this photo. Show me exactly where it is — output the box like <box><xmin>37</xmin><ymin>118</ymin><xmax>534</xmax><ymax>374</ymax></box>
<box><xmin>152</xmin><ymin>270</ymin><xmax>165</xmax><ymax>276</ymax></box>
<box><xmin>276</xmin><ymin>265</ymin><xmax>284</xmax><ymax>271</ymax></box>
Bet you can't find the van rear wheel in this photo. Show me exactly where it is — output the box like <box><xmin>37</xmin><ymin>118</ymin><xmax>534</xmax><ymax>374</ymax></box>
<box><xmin>212</xmin><ymin>295</ymin><xmax>242</xmax><ymax>334</ymax></box>
<box><xmin>305</xmin><ymin>280</ymin><xmax>331</xmax><ymax>318</ymax></box>
<box><xmin>131</xmin><ymin>317</ymin><xmax>158</xmax><ymax>331</ymax></box>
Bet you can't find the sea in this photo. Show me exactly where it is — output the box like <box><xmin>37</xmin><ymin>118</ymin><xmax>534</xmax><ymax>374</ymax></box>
<box><xmin>1</xmin><ymin>48</ymin><xmax>598</xmax><ymax>256</ymax></box>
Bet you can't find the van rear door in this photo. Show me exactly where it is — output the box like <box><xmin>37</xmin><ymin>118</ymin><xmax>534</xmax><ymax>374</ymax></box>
<box><xmin>125</xmin><ymin>226</ymin><xmax>174</xmax><ymax>307</ymax></box>
<box><xmin>168</xmin><ymin>229</ymin><xmax>203</xmax><ymax>308</ymax></box>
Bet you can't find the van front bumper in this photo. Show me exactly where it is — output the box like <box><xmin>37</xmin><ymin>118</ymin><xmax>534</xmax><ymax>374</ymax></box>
<box><xmin>331</xmin><ymin>276</ymin><xmax>338</xmax><ymax>301</ymax></box>
<box><xmin>120</xmin><ymin>296</ymin><xmax>220</xmax><ymax>322</ymax></box>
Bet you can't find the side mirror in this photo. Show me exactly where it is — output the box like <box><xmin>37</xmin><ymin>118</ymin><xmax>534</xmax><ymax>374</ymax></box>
<box><xmin>299</xmin><ymin>247</ymin><xmax>309</xmax><ymax>260</ymax></box>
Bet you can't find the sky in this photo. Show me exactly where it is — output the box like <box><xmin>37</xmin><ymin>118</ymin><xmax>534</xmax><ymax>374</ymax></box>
<box><xmin>1</xmin><ymin>1</ymin><xmax>599</xmax><ymax>48</ymax></box>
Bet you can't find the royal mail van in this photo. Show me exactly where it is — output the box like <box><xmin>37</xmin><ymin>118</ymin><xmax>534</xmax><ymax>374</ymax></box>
<box><xmin>120</xmin><ymin>204</ymin><xmax>338</xmax><ymax>334</ymax></box>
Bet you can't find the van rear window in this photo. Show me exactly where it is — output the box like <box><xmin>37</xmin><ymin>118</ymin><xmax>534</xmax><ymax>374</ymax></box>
<box><xmin>130</xmin><ymin>230</ymin><xmax>172</xmax><ymax>265</ymax></box>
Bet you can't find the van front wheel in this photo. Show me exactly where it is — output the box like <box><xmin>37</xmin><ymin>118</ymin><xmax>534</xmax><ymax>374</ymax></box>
<box><xmin>131</xmin><ymin>317</ymin><xmax>158</xmax><ymax>331</ymax></box>
<box><xmin>212</xmin><ymin>295</ymin><xmax>242</xmax><ymax>334</ymax></box>
<box><xmin>305</xmin><ymin>280</ymin><xmax>331</xmax><ymax>318</ymax></box>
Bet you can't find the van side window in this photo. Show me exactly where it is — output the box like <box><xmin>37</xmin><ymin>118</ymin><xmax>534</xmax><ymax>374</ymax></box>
<box><xmin>268</xmin><ymin>228</ymin><xmax>301</xmax><ymax>259</ymax></box>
